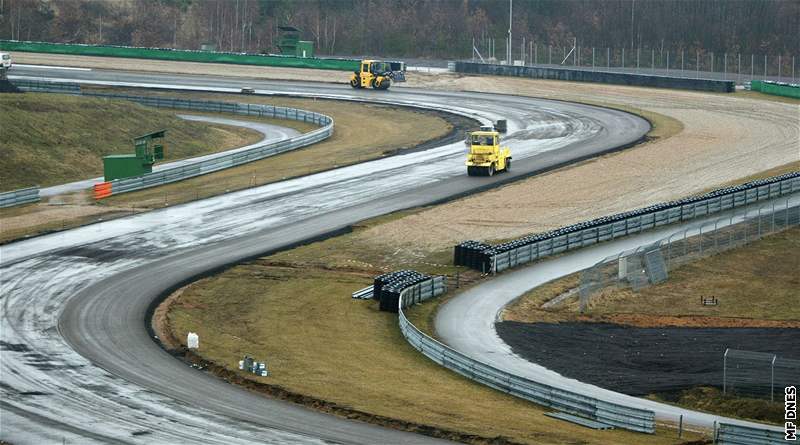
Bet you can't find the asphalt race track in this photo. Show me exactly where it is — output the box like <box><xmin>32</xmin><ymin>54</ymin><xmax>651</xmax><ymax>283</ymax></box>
<box><xmin>1</xmin><ymin>67</ymin><xmax>648</xmax><ymax>444</ymax></box>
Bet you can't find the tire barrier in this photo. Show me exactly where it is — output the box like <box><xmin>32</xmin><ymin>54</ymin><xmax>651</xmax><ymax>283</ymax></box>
<box><xmin>455</xmin><ymin>171</ymin><xmax>800</xmax><ymax>273</ymax></box>
<box><xmin>0</xmin><ymin>39</ymin><xmax>360</xmax><ymax>72</ymax></box>
<box><xmin>454</xmin><ymin>61</ymin><xmax>735</xmax><ymax>93</ymax></box>
<box><xmin>716</xmin><ymin>423</ymin><xmax>787</xmax><ymax>445</ymax></box>
<box><xmin>396</xmin><ymin>290</ymin><xmax>656</xmax><ymax>434</ymax></box>
<box><xmin>0</xmin><ymin>186</ymin><xmax>40</xmax><ymax>208</ymax></box>
<box><xmin>373</xmin><ymin>270</ymin><xmax>447</xmax><ymax>313</ymax></box>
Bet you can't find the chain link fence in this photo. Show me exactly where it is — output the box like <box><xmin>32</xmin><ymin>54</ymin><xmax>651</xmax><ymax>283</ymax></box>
<box><xmin>471</xmin><ymin>39</ymin><xmax>797</xmax><ymax>85</ymax></box>
<box><xmin>579</xmin><ymin>200</ymin><xmax>800</xmax><ymax>312</ymax></box>
<box><xmin>723</xmin><ymin>349</ymin><xmax>800</xmax><ymax>401</ymax></box>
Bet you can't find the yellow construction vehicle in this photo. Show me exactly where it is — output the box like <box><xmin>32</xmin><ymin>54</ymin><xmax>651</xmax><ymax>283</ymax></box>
<box><xmin>466</xmin><ymin>126</ymin><xmax>511</xmax><ymax>176</ymax></box>
<box><xmin>349</xmin><ymin>60</ymin><xmax>405</xmax><ymax>90</ymax></box>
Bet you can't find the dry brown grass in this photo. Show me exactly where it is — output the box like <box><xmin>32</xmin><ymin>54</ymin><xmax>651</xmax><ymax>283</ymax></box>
<box><xmin>0</xmin><ymin>92</ymin><xmax>263</xmax><ymax>189</ymax></box>
<box><xmin>503</xmin><ymin>226</ymin><xmax>800</xmax><ymax>327</ymax></box>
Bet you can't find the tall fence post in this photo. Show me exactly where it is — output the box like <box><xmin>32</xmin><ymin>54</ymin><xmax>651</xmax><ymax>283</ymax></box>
<box><xmin>771</xmin><ymin>354</ymin><xmax>776</xmax><ymax>402</ymax></box>
<box><xmin>723</xmin><ymin>348</ymin><xmax>728</xmax><ymax>395</ymax></box>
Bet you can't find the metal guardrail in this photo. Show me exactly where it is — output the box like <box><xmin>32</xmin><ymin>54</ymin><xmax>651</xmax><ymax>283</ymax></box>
<box><xmin>0</xmin><ymin>187</ymin><xmax>40</xmax><ymax>208</ymax></box>
<box><xmin>14</xmin><ymin>79</ymin><xmax>81</xmax><ymax>93</ymax></box>
<box><xmin>716</xmin><ymin>423</ymin><xmax>787</xmax><ymax>445</ymax></box>
<box><xmin>397</xmin><ymin>286</ymin><xmax>656</xmax><ymax>433</ymax></box>
<box><xmin>455</xmin><ymin>172</ymin><xmax>800</xmax><ymax>274</ymax></box>
<box><xmin>11</xmin><ymin>80</ymin><xmax>334</xmax><ymax>198</ymax></box>
<box><xmin>351</xmin><ymin>286</ymin><xmax>373</xmax><ymax>299</ymax></box>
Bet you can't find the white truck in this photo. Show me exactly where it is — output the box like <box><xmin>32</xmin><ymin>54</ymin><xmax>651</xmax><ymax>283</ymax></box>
<box><xmin>0</xmin><ymin>52</ymin><xmax>11</xmax><ymax>76</ymax></box>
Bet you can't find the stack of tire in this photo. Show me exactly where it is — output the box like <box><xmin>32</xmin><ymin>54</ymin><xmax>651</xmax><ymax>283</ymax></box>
<box><xmin>453</xmin><ymin>171</ymin><xmax>800</xmax><ymax>271</ymax></box>
<box><xmin>453</xmin><ymin>240</ymin><xmax>493</xmax><ymax>271</ymax></box>
<box><xmin>374</xmin><ymin>270</ymin><xmax>430</xmax><ymax>312</ymax></box>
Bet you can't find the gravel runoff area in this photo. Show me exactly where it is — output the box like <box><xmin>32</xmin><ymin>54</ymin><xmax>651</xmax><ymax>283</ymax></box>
<box><xmin>495</xmin><ymin>321</ymin><xmax>800</xmax><ymax>396</ymax></box>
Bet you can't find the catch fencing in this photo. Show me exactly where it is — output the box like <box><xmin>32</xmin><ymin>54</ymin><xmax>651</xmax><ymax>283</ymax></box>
<box><xmin>0</xmin><ymin>187</ymin><xmax>40</xmax><ymax>208</ymax></box>
<box><xmin>455</xmin><ymin>61</ymin><xmax>734</xmax><ymax>93</ymax></box>
<box><xmin>578</xmin><ymin>200</ymin><xmax>800</xmax><ymax>311</ymax></box>
<box><xmin>455</xmin><ymin>172</ymin><xmax>800</xmax><ymax>275</ymax></box>
<box><xmin>723</xmin><ymin>349</ymin><xmax>800</xmax><ymax>402</ymax></box>
<box><xmin>716</xmin><ymin>423</ymin><xmax>788</xmax><ymax>445</ymax></box>
<box><xmin>397</xmin><ymin>287</ymin><xmax>656</xmax><ymax>433</ymax></box>
<box><xmin>471</xmin><ymin>39</ymin><xmax>797</xmax><ymax>85</ymax></box>
<box><xmin>11</xmin><ymin>80</ymin><xmax>334</xmax><ymax>199</ymax></box>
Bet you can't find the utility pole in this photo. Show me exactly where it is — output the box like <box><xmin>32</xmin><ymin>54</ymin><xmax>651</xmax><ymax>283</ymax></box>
<box><xmin>508</xmin><ymin>0</ymin><xmax>513</xmax><ymax>64</ymax></box>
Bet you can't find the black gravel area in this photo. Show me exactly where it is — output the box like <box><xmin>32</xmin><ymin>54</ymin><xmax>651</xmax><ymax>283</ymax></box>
<box><xmin>496</xmin><ymin>321</ymin><xmax>800</xmax><ymax>395</ymax></box>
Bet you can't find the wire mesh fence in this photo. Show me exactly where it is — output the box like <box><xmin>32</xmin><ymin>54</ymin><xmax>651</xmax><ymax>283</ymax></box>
<box><xmin>723</xmin><ymin>349</ymin><xmax>800</xmax><ymax>401</ymax></box>
<box><xmin>579</xmin><ymin>200</ymin><xmax>800</xmax><ymax>312</ymax></box>
<box><xmin>471</xmin><ymin>38</ymin><xmax>797</xmax><ymax>85</ymax></box>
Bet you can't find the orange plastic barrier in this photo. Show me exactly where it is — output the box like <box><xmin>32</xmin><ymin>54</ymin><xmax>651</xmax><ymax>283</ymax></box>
<box><xmin>93</xmin><ymin>182</ymin><xmax>113</xmax><ymax>200</ymax></box>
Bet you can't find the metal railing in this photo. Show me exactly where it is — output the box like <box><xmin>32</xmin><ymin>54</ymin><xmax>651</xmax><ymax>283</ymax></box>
<box><xmin>13</xmin><ymin>79</ymin><xmax>81</xmax><ymax>93</ymax></box>
<box><xmin>578</xmin><ymin>200</ymin><xmax>800</xmax><ymax>310</ymax></box>
<box><xmin>716</xmin><ymin>423</ymin><xmax>787</xmax><ymax>445</ymax></box>
<box><xmin>396</xmin><ymin>282</ymin><xmax>656</xmax><ymax>434</ymax></box>
<box><xmin>11</xmin><ymin>80</ymin><xmax>334</xmax><ymax>198</ymax></box>
<box><xmin>454</xmin><ymin>172</ymin><xmax>800</xmax><ymax>274</ymax></box>
<box><xmin>0</xmin><ymin>187</ymin><xmax>40</xmax><ymax>208</ymax></box>
<box><xmin>723</xmin><ymin>349</ymin><xmax>800</xmax><ymax>402</ymax></box>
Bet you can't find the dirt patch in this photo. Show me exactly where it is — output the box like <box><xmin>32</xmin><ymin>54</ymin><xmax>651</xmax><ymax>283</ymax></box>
<box><xmin>496</xmin><ymin>321</ymin><xmax>800</xmax><ymax>396</ymax></box>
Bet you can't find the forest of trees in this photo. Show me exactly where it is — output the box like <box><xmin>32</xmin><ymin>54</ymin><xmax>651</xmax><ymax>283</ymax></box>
<box><xmin>0</xmin><ymin>0</ymin><xmax>797</xmax><ymax>59</ymax></box>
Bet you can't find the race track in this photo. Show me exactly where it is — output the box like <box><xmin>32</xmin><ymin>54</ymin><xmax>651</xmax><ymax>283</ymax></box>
<box><xmin>1</xmin><ymin>67</ymin><xmax>648</xmax><ymax>444</ymax></box>
<box><xmin>435</xmin><ymin>194</ymin><xmax>799</xmax><ymax>431</ymax></box>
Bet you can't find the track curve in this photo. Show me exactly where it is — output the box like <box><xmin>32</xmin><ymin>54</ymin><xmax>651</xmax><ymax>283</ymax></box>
<box><xmin>435</xmin><ymin>195</ymin><xmax>798</xmax><ymax>432</ymax></box>
<box><xmin>0</xmin><ymin>69</ymin><xmax>648</xmax><ymax>444</ymax></box>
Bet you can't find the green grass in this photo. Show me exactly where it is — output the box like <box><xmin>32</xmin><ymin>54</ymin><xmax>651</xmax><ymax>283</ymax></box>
<box><xmin>0</xmin><ymin>92</ymin><xmax>266</xmax><ymax>189</ymax></box>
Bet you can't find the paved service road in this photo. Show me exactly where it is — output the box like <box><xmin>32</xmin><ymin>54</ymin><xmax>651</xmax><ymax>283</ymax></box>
<box><xmin>1</xmin><ymin>68</ymin><xmax>648</xmax><ymax>444</ymax></box>
<box><xmin>435</xmin><ymin>195</ymin><xmax>798</xmax><ymax>432</ymax></box>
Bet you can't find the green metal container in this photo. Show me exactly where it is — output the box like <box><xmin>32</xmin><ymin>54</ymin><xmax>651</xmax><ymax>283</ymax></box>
<box><xmin>103</xmin><ymin>154</ymin><xmax>152</xmax><ymax>181</ymax></box>
<box><xmin>0</xmin><ymin>40</ymin><xmax>357</xmax><ymax>71</ymax></box>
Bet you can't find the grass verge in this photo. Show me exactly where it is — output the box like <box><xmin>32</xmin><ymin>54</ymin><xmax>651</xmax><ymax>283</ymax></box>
<box><xmin>0</xmin><ymin>92</ymin><xmax>264</xmax><ymax>189</ymax></box>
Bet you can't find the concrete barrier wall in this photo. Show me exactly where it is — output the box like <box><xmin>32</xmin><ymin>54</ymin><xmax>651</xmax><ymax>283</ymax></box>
<box><xmin>455</xmin><ymin>62</ymin><xmax>735</xmax><ymax>93</ymax></box>
<box><xmin>751</xmin><ymin>80</ymin><xmax>800</xmax><ymax>99</ymax></box>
